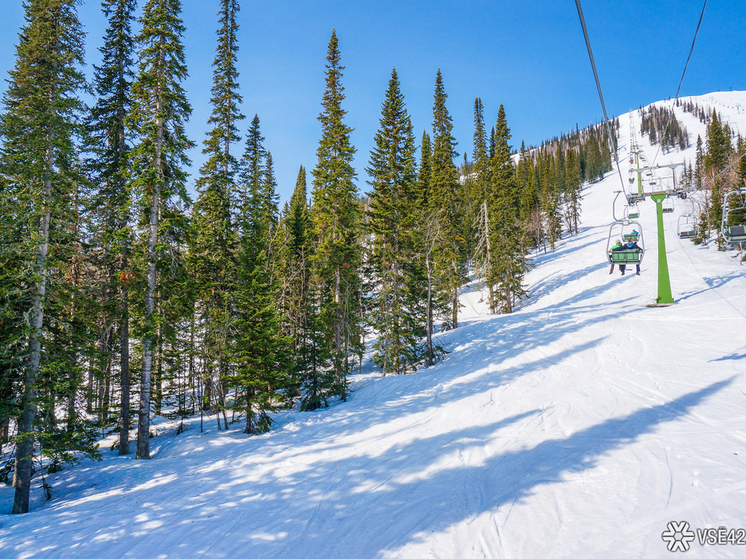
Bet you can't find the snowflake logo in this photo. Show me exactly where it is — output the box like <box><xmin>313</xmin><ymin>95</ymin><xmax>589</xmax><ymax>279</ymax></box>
<box><xmin>661</xmin><ymin>521</ymin><xmax>695</xmax><ymax>552</ymax></box>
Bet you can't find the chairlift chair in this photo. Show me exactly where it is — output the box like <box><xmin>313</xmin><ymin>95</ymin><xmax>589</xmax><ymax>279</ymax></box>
<box><xmin>662</xmin><ymin>197</ymin><xmax>674</xmax><ymax>213</ymax></box>
<box><xmin>725</xmin><ymin>225</ymin><xmax>746</xmax><ymax>243</ymax></box>
<box><xmin>721</xmin><ymin>190</ymin><xmax>746</xmax><ymax>244</ymax></box>
<box><xmin>627</xmin><ymin>192</ymin><xmax>645</xmax><ymax>204</ymax></box>
<box><xmin>607</xmin><ymin>220</ymin><xmax>645</xmax><ymax>265</ymax></box>
<box><xmin>677</xmin><ymin>214</ymin><xmax>697</xmax><ymax>239</ymax></box>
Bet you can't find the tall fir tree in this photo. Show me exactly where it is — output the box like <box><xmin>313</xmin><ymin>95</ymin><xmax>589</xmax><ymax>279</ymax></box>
<box><xmin>365</xmin><ymin>68</ymin><xmax>422</xmax><ymax>374</ymax></box>
<box><xmin>471</xmin><ymin>97</ymin><xmax>495</xmax><ymax>308</ymax></box>
<box><xmin>705</xmin><ymin>110</ymin><xmax>730</xmax><ymax>244</ymax></box>
<box><xmin>0</xmin><ymin>0</ymin><xmax>89</xmax><ymax>514</ymax></box>
<box><xmin>234</xmin><ymin>148</ymin><xmax>290</xmax><ymax>434</ymax></box>
<box><xmin>310</xmin><ymin>30</ymin><xmax>361</xmax><ymax>399</ymax></box>
<box><xmin>565</xmin><ymin>147</ymin><xmax>582</xmax><ymax>235</ymax></box>
<box><xmin>728</xmin><ymin>139</ymin><xmax>746</xmax><ymax>227</ymax></box>
<box><xmin>277</xmin><ymin>167</ymin><xmax>317</xmax><ymax>399</ymax></box>
<box><xmin>239</xmin><ymin>115</ymin><xmax>265</xmax><ymax>218</ymax></box>
<box><xmin>128</xmin><ymin>0</ymin><xmax>193</xmax><ymax>459</ymax></box>
<box><xmin>541</xmin><ymin>151</ymin><xmax>562</xmax><ymax>251</ymax></box>
<box><xmin>190</xmin><ymin>0</ymin><xmax>244</xmax><ymax>430</ymax></box>
<box><xmin>415</xmin><ymin>129</ymin><xmax>446</xmax><ymax>365</ymax></box>
<box><xmin>429</xmin><ymin>70</ymin><xmax>464</xmax><ymax>329</ymax></box>
<box><xmin>418</xmin><ymin>130</ymin><xmax>432</xmax><ymax>206</ymax></box>
<box><xmin>488</xmin><ymin>104</ymin><xmax>528</xmax><ymax>314</ymax></box>
<box><xmin>88</xmin><ymin>0</ymin><xmax>138</xmax><ymax>456</ymax></box>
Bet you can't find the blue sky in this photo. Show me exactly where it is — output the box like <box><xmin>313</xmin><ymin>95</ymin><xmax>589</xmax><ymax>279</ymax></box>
<box><xmin>1</xmin><ymin>0</ymin><xmax>744</xmax><ymax>204</ymax></box>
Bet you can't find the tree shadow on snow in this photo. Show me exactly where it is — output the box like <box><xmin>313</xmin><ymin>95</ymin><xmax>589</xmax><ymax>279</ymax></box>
<box><xmin>207</xmin><ymin>379</ymin><xmax>734</xmax><ymax>559</ymax></box>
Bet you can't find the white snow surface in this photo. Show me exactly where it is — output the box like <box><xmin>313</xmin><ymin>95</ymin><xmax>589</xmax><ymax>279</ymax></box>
<box><xmin>2</xmin><ymin>92</ymin><xmax>746</xmax><ymax>558</ymax></box>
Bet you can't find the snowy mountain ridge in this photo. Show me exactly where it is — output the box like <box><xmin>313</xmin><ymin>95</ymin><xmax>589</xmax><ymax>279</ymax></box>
<box><xmin>1</xmin><ymin>91</ymin><xmax>746</xmax><ymax>559</ymax></box>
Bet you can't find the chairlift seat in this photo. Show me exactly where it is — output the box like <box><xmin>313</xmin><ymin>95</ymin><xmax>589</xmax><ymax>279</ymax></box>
<box><xmin>627</xmin><ymin>193</ymin><xmax>645</xmax><ymax>204</ymax></box>
<box><xmin>610</xmin><ymin>249</ymin><xmax>642</xmax><ymax>264</ymax></box>
<box><xmin>728</xmin><ymin>225</ymin><xmax>746</xmax><ymax>242</ymax></box>
<box><xmin>628</xmin><ymin>211</ymin><xmax>639</xmax><ymax>219</ymax></box>
<box><xmin>662</xmin><ymin>207</ymin><xmax>674</xmax><ymax>214</ymax></box>
<box><xmin>678</xmin><ymin>230</ymin><xmax>696</xmax><ymax>239</ymax></box>
<box><xmin>623</xmin><ymin>233</ymin><xmax>639</xmax><ymax>242</ymax></box>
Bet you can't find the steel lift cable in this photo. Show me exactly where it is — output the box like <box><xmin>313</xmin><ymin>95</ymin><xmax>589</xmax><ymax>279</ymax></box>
<box><xmin>573</xmin><ymin>0</ymin><xmax>627</xmax><ymax>196</ymax></box>
<box><xmin>651</xmin><ymin>0</ymin><xmax>708</xmax><ymax>167</ymax></box>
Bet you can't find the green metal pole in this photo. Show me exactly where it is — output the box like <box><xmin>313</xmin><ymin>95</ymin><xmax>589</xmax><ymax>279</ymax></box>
<box><xmin>635</xmin><ymin>150</ymin><xmax>642</xmax><ymax>194</ymax></box>
<box><xmin>651</xmin><ymin>193</ymin><xmax>674</xmax><ymax>304</ymax></box>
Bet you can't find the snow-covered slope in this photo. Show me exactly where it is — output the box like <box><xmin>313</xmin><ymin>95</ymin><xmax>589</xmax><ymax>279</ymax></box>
<box><xmin>2</xmin><ymin>92</ymin><xmax>746</xmax><ymax>559</ymax></box>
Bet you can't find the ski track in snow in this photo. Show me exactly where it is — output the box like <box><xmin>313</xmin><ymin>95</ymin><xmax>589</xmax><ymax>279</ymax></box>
<box><xmin>2</xmin><ymin>92</ymin><xmax>746</xmax><ymax>558</ymax></box>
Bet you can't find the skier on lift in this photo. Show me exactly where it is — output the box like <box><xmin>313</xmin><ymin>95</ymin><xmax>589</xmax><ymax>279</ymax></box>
<box><xmin>608</xmin><ymin>239</ymin><xmax>622</xmax><ymax>274</ymax></box>
<box><xmin>612</xmin><ymin>240</ymin><xmax>643</xmax><ymax>276</ymax></box>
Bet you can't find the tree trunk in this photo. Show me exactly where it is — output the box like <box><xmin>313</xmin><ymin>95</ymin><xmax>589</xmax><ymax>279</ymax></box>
<box><xmin>482</xmin><ymin>200</ymin><xmax>496</xmax><ymax>313</ymax></box>
<box><xmin>154</xmin><ymin>323</ymin><xmax>163</xmax><ymax>416</ymax></box>
<box><xmin>119</xmin><ymin>252</ymin><xmax>130</xmax><ymax>454</ymax></box>
<box><xmin>137</xmin><ymin>44</ymin><xmax>165</xmax><ymax>459</ymax></box>
<box><xmin>425</xmin><ymin>255</ymin><xmax>434</xmax><ymax>368</ymax></box>
<box><xmin>136</xmin><ymin>180</ymin><xmax>158</xmax><ymax>459</ymax></box>
<box><xmin>335</xmin><ymin>266</ymin><xmax>342</xmax><ymax>384</ymax></box>
<box><xmin>13</xmin><ymin>169</ymin><xmax>52</xmax><ymax>514</ymax></box>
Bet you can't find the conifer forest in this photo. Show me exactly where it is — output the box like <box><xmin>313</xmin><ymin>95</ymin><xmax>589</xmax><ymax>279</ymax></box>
<box><xmin>3</xmin><ymin>0</ymin><xmax>742</xmax><ymax>520</ymax></box>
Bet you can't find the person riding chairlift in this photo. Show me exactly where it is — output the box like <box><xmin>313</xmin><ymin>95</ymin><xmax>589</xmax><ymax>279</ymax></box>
<box><xmin>608</xmin><ymin>239</ymin><xmax>622</xmax><ymax>274</ymax></box>
<box><xmin>612</xmin><ymin>239</ymin><xmax>642</xmax><ymax>276</ymax></box>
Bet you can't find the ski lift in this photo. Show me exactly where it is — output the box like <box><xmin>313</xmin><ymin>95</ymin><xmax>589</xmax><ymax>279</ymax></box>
<box><xmin>662</xmin><ymin>197</ymin><xmax>674</xmax><ymax>213</ymax></box>
<box><xmin>649</xmin><ymin>180</ymin><xmax>657</xmax><ymax>187</ymax></box>
<box><xmin>607</xmin><ymin>220</ymin><xmax>645</xmax><ymax>266</ymax></box>
<box><xmin>728</xmin><ymin>225</ymin><xmax>746</xmax><ymax>243</ymax></box>
<box><xmin>625</xmin><ymin>204</ymin><xmax>640</xmax><ymax>220</ymax></box>
<box><xmin>627</xmin><ymin>192</ymin><xmax>645</xmax><ymax>205</ymax></box>
<box><xmin>628</xmin><ymin>176</ymin><xmax>635</xmax><ymax>184</ymax></box>
<box><xmin>677</xmin><ymin>214</ymin><xmax>697</xmax><ymax>239</ymax></box>
<box><xmin>721</xmin><ymin>190</ymin><xmax>746</xmax><ymax>244</ymax></box>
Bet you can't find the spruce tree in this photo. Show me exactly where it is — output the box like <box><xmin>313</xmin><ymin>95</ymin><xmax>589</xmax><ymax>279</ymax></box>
<box><xmin>88</xmin><ymin>0</ymin><xmax>138</xmax><ymax>456</ymax></box>
<box><xmin>277</xmin><ymin>167</ymin><xmax>316</xmax><ymax>397</ymax></box>
<box><xmin>429</xmin><ymin>70</ymin><xmax>464</xmax><ymax>329</ymax></box>
<box><xmin>488</xmin><ymin>104</ymin><xmax>528</xmax><ymax>314</ymax></box>
<box><xmin>128</xmin><ymin>0</ymin><xmax>193</xmax><ymax>459</ymax></box>
<box><xmin>234</xmin><ymin>153</ymin><xmax>289</xmax><ymax>433</ymax></box>
<box><xmin>0</xmin><ymin>0</ymin><xmax>88</xmax><ymax>514</ymax></box>
<box><xmin>722</xmin><ymin>138</ymin><xmax>746</xmax><ymax>229</ymax></box>
<box><xmin>190</xmin><ymin>0</ymin><xmax>244</xmax><ymax>431</ymax></box>
<box><xmin>418</xmin><ymin>130</ymin><xmax>432</xmax><ymax>206</ymax></box>
<box><xmin>365</xmin><ymin>68</ymin><xmax>421</xmax><ymax>374</ymax></box>
<box><xmin>471</xmin><ymin>97</ymin><xmax>494</xmax><ymax>308</ymax></box>
<box><xmin>310</xmin><ymin>30</ymin><xmax>361</xmax><ymax>397</ymax></box>
<box><xmin>565</xmin><ymin>148</ymin><xmax>582</xmax><ymax>235</ymax></box>
<box><xmin>705</xmin><ymin>110</ymin><xmax>730</xmax><ymax>243</ymax></box>
<box><xmin>239</xmin><ymin>115</ymin><xmax>266</xmax><ymax>217</ymax></box>
<box><xmin>541</xmin><ymin>152</ymin><xmax>562</xmax><ymax>251</ymax></box>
